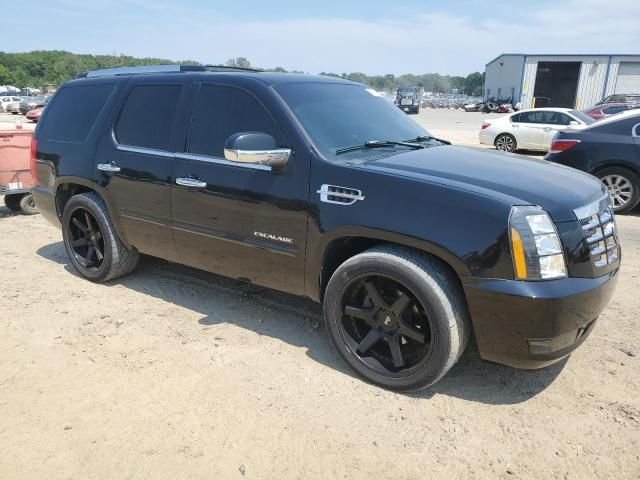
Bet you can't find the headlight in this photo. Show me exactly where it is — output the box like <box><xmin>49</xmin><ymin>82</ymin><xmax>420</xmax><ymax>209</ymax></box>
<box><xmin>509</xmin><ymin>206</ymin><xmax>567</xmax><ymax>280</ymax></box>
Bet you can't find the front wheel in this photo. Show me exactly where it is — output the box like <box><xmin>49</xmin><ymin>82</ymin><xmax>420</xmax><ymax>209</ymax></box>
<box><xmin>62</xmin><ymin>192</ymin><xmax>140</xmax><ymax>282</ymax></box>
<box><xmin>495</xmin><ymin>133</ymin><xmax>517</xmax><ymax>152</ymax></box>
<box><xmin>323</xmin><ymin>246</ymin><xmax>470</xmax><ymax>391</ymax></box>
<box><xmin>598</xmin><ymin>167</ymin><xmax>640</xmax><ymax>213</ymax></box>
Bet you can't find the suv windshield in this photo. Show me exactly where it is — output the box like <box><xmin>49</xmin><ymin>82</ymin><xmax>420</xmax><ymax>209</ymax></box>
<box><xmin>275</xmin><ymin>83</ymin><xmax>430</xmax><ymax>161</ymax></box>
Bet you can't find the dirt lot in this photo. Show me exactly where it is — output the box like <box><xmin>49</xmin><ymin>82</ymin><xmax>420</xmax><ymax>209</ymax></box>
<box><xmin>1</xmin><ymin>109</ymin><xmax>639</xmax><ymax>479</ymax></box>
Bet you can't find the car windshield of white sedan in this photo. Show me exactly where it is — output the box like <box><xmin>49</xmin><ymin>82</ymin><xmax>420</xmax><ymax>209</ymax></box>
<box><xmin>275</xmin><ymin>83</ymin><xmax>430</xmax><ymax>161</ymax></box>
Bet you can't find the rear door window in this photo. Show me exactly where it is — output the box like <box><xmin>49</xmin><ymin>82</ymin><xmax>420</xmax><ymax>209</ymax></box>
<box><xmin>519</xmin><ymin>111</ymin><xmax>545</xmax><ymax>124</ymax></box>
<box><xmin>187</xmin><ymin>85</ymin><xmax>282</xmax><ymax>158</ymax></box>
<box><xmin>544</xmin><ymin>112</ymin><xmax>572</xmax><ymax>125</ymax></box>
<box><xmin>38</xmin><ymin>84</ymin><xmax>114</xmax><ymax>143</ymax></box>
<box><xmin>115</xmin><ymin>84</ymin><xmax>181</xmax><ymax>151</ymax></box>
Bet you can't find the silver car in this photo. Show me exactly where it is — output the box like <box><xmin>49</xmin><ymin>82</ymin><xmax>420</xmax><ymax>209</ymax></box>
<box><xmin>0</xmin><ymin>96</ymin><xmax>24</xmax><ymax>113</ymax></box>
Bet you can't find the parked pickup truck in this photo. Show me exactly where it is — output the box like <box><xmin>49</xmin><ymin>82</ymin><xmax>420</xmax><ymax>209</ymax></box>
<box><xmin>31</xmin><ymin>65</ymin><xmax>619</xmax><ymax>391</ymax></box>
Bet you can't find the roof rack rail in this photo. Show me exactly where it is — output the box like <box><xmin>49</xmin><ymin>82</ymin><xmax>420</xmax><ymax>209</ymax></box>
<box><xmin>203</xmin><ymin>65</ymin><xmax>262</xmax><ymax>73</ymax></box>
<box><xmin>76</xmin><ymin>64</ymin><xmax>206</xmax><ymax>79</ymax></box>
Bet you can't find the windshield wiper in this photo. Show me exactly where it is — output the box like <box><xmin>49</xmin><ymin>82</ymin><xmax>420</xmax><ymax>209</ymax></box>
<box><xmin>404</xmin><ymin>135</ymin><xmax>451</xmax><ymax>145</ymax></box>
<box><xmin>335</xmin><ymin>140</ymin><xmax>425</xmax><ymax>155</ymax></box>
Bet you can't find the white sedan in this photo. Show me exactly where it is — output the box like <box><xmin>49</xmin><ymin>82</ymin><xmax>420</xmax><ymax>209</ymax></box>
<box><xmin>479</xmin><ymin>108</ymin><xmax>595</xmax><ymax>153</ymax></box>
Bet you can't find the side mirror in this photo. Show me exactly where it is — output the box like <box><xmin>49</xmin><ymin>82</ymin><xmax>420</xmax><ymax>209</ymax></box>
<box><xmin>223</xmin><ymin>132</ymin><xmax>290</xmax><ymax>168</ymax></box>
<box><xmin>569</xmin><ymin>121</ymin><xmax>580</xmax><ymax>127</ymax></box>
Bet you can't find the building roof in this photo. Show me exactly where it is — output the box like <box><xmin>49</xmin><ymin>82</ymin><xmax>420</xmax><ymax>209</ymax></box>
<box><xmin>486</xmin><ymin>53</ymin><xmax>640</xmax><ymax>67</ymax></box>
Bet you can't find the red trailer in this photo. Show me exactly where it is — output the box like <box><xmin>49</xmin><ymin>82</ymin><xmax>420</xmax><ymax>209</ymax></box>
<box><xmin>0</xmin><ymin>126</ymin><xmax>38</xmax><ymax>214</ymax></box>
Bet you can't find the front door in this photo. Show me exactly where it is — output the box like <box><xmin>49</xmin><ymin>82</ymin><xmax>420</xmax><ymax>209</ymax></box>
<box><xmin>96</xmin><ymin>81</ymin><xmax>189</xmax><ymax>261</ymax></box>
<box><xmin>171</xmin><ymin>83</ymin><xmax>310</xmax><ymax>295</ymax></box>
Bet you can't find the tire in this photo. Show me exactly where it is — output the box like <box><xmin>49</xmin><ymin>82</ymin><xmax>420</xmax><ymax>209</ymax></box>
<box><xmin>62</xmin><ymin>192</ymin><xmax>140</xmax><ymax>282</ymax></box>
<box><xmin>495</xmin><ymin>133</ymin><xmax>517</xmax><ymax>153</ymax></box>
<box><xmin>19</xmin><ymin>193</ymin><xmax>38</xmax><ymax>215</ymax></box>
<box><xmin>596</xmin><ymin>167</ymin><xmax>640</xmax><ymax>214</ymax></box>
<box><xmin>323</xmin><ymin>245</ymin><xmax>471</xmax><ymax>391</ymax></box>
<box><xmin>4</xmin><ymin>194</ymin><xmax>22</xmax><ymax>212</ymax></box>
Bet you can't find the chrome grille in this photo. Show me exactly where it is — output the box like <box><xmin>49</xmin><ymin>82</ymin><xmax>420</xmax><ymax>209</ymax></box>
<box><xmin>574</xmin><ymin>196</ymin><xmax>619</xmax><ymax>268</ymax></box>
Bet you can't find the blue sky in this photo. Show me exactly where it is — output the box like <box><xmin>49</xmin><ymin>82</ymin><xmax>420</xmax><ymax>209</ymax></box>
<box><xmin>2</xmin><ymin>0</ymin><xmax>639</xmax><ymax>75</ymax></box>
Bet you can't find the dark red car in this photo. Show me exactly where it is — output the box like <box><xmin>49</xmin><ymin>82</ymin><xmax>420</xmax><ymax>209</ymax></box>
<box><xmin>26</xmin><ymin>106</ymin><xmax>43</xmax><ymax>122</ymax></box>
<box><xmin>583</xmin><ymin>103</ymin><xmax>640</xmax><ymax>120</ymax></box>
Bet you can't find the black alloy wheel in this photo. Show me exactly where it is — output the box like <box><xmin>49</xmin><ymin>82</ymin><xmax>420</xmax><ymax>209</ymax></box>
<box><xmin>67</xmin><ymin>207</ymin><xmax>106</xmax><ymax>271</ymax></box>
<box><xmin>339</xmin><ymin>274</ymin><xmax>433</xmax><ymax>374</ymax></box>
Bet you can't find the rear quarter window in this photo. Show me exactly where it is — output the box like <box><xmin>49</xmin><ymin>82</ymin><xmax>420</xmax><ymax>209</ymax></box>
<box><xmin>38</xmin><ymin>84</ymin><xmax>114</xmax><ymax>143</ymax></box>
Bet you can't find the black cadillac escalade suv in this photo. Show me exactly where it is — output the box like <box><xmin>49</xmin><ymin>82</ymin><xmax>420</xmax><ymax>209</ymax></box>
<box><xmin>31</xmin><ymin>65</ymin><xmax>620</xmax><ymax>391</ymax></box>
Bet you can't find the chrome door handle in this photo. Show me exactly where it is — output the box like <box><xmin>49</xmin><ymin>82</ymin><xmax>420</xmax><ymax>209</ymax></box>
<box><xmin>176</xmin><ymin>177</ymin><xmax>207</xmax><ymax>188</ymax></box>
<box><xmin>97</xmin><ymin>163</ymin><xmax>121</xmax><ymax>173</ymax></box>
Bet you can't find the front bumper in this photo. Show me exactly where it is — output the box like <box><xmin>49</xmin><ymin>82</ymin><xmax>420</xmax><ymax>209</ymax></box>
<box><xmin>463</xmin><ymin>271</ymin><xmax>618</xmax><ymax>369</ymax></box>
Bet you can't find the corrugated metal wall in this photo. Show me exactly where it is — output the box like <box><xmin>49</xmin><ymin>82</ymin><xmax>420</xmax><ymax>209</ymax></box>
<box><xmin>520</xmin><ymin>55</ymin><xmax>610</xmax><ymax>109</ymax></box>
<box><xmin>606</xmin><ymin>56</ymin><xmax>640</xmax><ymax>95</ymax></box>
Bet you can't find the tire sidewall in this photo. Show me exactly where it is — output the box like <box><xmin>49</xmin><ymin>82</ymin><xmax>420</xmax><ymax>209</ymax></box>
<box><xmin>62</xmin><ymin>194</ymin><xmax>114</xmax><ymax>281</ymax></box>
<box><xmin>19</xmin><ymin>193</ymin><xmax>38</xmax><ymax>215</ymax></box>
<box><xmin>324</xmin><ymin>253</ymin><xmax>457</xmax><ymax>391</ymax></box>
<box><xmin>4</xmin><ymin>194</ymin><xmax>22</xmax><ymax>212</ymax></box>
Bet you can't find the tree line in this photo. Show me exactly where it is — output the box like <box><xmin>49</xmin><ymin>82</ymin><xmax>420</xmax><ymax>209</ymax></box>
<box><xmin>0</xmin><ymin>51</ymin><xmax>484</xmax><ymax>96</ymax></box>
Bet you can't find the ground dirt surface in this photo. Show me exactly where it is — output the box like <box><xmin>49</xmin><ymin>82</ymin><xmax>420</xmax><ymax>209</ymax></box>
<box><xmin>0</xmin><ymin>110</ymin><xmax>639</xmax><ymax>479</ymax></box>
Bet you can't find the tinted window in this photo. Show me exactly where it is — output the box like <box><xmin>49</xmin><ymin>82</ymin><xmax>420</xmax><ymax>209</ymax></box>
<box><xmin>544</xmin><ymin>111</ymin><xmax>572</xmax><ymax>125</ymax></box>
<box><xmin>115</xmin><ymin>85</ymin><xmax>181</xmax><ymax>150</ymax></box>
<box><xmin>275</xmin><ymin>83</ymin><xmax>429</xmax><ymax>161</ymax></box>
<box><xmin>510</xmin><ymin>113</ymin><xmax>521</xmax><ymax>122</ymax></box>
<box><xmin>38</xmin><ymin>84</ymin><xmax>113</xmax><ymax>143</ymax></box>
<box><xmin>602</xmin><ymin>106</ymin><xmax>627</xmax><ymax>114</ymax></box>
<box><xmin>518</xmin><ymin>111</ymin><xmax>546</xmax><ymax>124</ymax></box>
<box><xmin>188</xmin><ymin>85</ymin><xmax>281</xmax><ymax>158</ymax></box>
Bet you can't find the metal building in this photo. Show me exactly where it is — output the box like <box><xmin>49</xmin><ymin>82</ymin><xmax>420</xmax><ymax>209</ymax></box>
<box><xmin>484</xmin><ymin>54</ymin><xmax>640</xmax><ymax>109</ymax></box>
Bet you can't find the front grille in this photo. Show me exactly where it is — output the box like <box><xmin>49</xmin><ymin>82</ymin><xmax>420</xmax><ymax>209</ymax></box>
<box><xmin>575</xmin><ymin>196</ymin><xmax>619</xmax><ymax>268</ymax></box>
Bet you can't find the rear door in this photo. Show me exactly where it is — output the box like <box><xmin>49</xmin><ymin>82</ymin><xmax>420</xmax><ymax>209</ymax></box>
<box><xmin>94</xmin><ymin>80</ymin><xmax>189</xmax><ymax>261</ymax></box>
<box><xmin>170</xmin><ymin>82</ymin><xmax>310</xmax><ymax>294</ymax></box>
<box><xmin>540</xmin><ymin>111</ymin><xmax>574</xmax><ymax>149</ymax></box>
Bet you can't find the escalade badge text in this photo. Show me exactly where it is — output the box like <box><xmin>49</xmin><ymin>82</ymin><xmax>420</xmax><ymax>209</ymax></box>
<box><xmin>254</xmin><ymin>231</ymin><xmax>294</xmax><ymax>244</ymax></box>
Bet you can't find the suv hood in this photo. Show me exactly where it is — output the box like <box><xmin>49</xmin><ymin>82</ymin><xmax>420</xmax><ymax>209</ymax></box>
<box><xmin>361</xmin><ymin>145</ymin><xmax>606</xmax><ymax>222</ymax></box>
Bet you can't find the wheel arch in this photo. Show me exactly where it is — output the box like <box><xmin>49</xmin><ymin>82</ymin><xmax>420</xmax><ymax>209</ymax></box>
<box><xmin>310</xmin><ymin>229</ymin><xmax>471</xmax><ymax>303</ymax></box>
<box><xmin>590</xmin><ymin>161</ymin><xmax>640</xmax><ymax>178</ymax></box>
<box><xmin>54</xmin><ymin>177</ymin><xmax>132</xmax><ymax>249</ymax></box>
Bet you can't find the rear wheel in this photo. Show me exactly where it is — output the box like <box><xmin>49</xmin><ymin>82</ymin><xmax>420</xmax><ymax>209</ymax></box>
<box><xmin>19</xmin><ymin>193</ymin><xmax>38</xmax><ymax>215</ymax></box>
<box><xmin>62</xmin><ymin>192</ymin><xmax>140</xmax><ymax>282</ymax></box>
<box><xmin>495</xmin><ymin>133</ymin><xmax>517</xmax><ymax>152</ymax></box>
<box><xmin>4</xmin><ymin>194</ymin><xmax>22</xmax><ymax>212</ymax></box>
<box><xmin>323</xmin><ymin>246</ymin><xmax>470</xmax><ymax>391</ymax></box>
<box><xmin>597</xmin><ymin>167</ymin><xmax>640</xmax><ymax>213</ymax></box>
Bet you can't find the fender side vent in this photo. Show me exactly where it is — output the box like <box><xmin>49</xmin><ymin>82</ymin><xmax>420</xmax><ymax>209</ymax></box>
<box><xmin>317</xmin><ymin>184</ymin><xmax>365</xmax><ymax>205</ymax></box>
